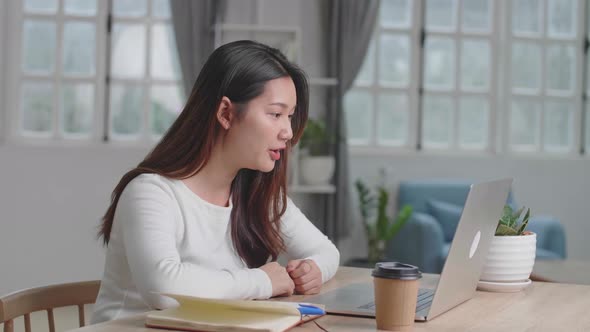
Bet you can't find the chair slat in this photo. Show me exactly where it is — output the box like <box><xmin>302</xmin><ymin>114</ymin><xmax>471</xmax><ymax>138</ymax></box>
<box><xmin>3</xmin><ymin>319</ymin><xmax>14</xmax><ymax>332</ymax></box>
<box><xmin>47</xmin><ymin>309</ymin><xmax>55</xmax><ymax>332</ymax></box>
<box><xmin>24</xmin><ymin>314</ymin><xmax>31</xmax><ymax>332</ymax></box>
<box><xmin>77</xmin><ymin>304</ymin><xmax>85</xmax><ymax>326</ymax></box>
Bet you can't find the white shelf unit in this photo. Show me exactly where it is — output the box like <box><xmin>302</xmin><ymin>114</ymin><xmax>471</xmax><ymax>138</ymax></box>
<box><xmin>214</xmin><ymin>23</ymin><xmax>338</xmax><ymax>195</ymax></box>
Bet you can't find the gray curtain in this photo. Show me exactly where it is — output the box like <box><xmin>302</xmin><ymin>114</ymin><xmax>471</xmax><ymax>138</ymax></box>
<box><xmin>170</xmin><ymin>0</ymin><xmax>226</xmax><ymax>96</ymax></box>
<box><xmin>326</xmin><ymin>0</ymin><xmax>380</xmax><ymax>242</ymax></box>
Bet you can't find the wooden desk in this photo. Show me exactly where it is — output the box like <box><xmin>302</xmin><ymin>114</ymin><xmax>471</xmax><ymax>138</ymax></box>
<box><xmin>531</xmin><ymin>259</ymin><xmax>590</xmax><ymax>285</ymax></box>
<box><xmin>70</xmin><ymin>266</ymin><xmax>590</xmax><ymax>331</ymax></box>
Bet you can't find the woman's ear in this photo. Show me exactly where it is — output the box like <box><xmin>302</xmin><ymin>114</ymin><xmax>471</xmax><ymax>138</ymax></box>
<box><xmin>216</xmin><ymin>96</ymin><xmax>233</xmax><ymax>130</ymax></box>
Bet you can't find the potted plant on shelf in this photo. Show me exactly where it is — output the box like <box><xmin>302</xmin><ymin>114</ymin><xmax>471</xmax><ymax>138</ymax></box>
<box><xmin>298</xmin><ymin>118</ymin><xmax>335</xmax><ymax>185</ymax></box>
<box><xmin>479</xmin><ymin>205</ymin><xmax>536</xmax><ymax>292</ymax></box>
<box><xmin>347</xmin><ymin>179</ymin><xmax>413</xmax><ymax>267</ymax></box>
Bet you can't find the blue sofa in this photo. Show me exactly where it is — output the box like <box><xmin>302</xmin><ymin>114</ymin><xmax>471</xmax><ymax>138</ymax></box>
<box><xmin>385</xmin><ymin>180</ymin><xmax>567</xmax><ymax>273</ymax></box>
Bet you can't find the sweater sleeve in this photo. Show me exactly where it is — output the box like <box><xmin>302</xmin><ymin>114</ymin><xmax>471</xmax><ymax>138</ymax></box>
<box><xmin>116</xmin><ymin>177</ymin><xmax>272</xmax><ymax>309</ymax></box>
<box><xmin>280</xmin><ymin>197</ymin><xmax>340</xmax><ymax>283</ymax></box>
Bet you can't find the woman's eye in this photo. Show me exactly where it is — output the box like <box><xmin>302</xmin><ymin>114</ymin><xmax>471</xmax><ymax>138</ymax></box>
<box><xmin>271</xmin><ymin>113</ymin><xmax>281</xmax><ymax>118</ymax></box>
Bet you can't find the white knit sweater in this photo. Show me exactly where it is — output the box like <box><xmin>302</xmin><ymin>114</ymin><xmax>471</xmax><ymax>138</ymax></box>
<box><xmin>90</xmin><ymin>174</ymin><xmax>340</xmax><ymax>324</ymax></box>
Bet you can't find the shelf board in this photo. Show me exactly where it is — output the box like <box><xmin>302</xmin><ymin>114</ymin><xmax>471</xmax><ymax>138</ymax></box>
<box><xmin>289</xmin><ymin>184</ymin><xmax>336</xmax><ymax>194</ymax></box>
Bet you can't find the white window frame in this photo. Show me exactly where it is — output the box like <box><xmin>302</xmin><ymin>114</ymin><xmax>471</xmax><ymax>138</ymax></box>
<box><xmin>421</xmin><ymin>0</ymin><xmax>499</xmax><ymax>153</ymax></box>
<box><xmin>107</xmin><ymin>1</ymin><xmax>183</xmax><ymax>143</ymax></box>
<box><xmin>5</xmin><ymin>0</ymin><xmax>108</xmax><ymax>145</ymax></box>
<box><xmin>500</xmin><ymin>0</ymin><xmax>585</xmax><ymax>156</ymax></box>
<box><xmin>348</xmin><ymin>0</ymin><xmax>423</xmax><ymax>154</ymax></box>
<box><xmin>2</xmin><ymin>0</ymin><xmax>182</xmax><ymax>147</ymax></box>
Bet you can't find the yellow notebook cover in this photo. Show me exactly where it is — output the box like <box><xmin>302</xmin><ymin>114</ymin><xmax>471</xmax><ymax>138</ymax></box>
<box><xmin>145</xmin><ymin>293</ymin><xmax>325</xmax><ymax>332</ymax></box>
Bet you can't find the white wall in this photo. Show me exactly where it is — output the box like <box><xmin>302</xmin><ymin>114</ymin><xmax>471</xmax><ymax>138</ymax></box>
<box><xmin>0</xmin><ymin>145</ymin><xmax>148</xmax><ymax>295</ymax></box>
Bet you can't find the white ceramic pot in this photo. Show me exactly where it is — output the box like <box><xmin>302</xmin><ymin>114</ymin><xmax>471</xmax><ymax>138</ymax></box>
<box><xmin>299</xmin><ymin>156</ymin><xmax>335</xmax><ymax>185</ymax></box>
<box><xmin>480</xmin><ymin>233</ymin><xmax>536</xmax><ymax>282</ymax></box>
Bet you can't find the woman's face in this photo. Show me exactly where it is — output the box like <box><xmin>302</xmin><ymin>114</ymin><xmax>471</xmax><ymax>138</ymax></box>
<box><xmin>225</xmin><ymin>76</ymin><xmax>296</xmax><ymax>173</ymax></box>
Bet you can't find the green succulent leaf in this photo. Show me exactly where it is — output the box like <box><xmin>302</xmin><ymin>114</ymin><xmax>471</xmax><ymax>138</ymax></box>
<box><xmin>517</xmin><ymin>208</ymin><xmax>531</xmax><ymax>235</ymax></box>
<box><xmin>496</xmin><ymin>223</ymin><xmax>519</xmax><ymax>236</ymax></box>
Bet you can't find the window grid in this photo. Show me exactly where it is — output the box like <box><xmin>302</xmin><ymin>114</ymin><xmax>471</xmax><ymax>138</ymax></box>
<box><xmin>17</xmin><ymin>1</ymin><xmax>105</xmax><ymax>141</ymax></box>
<box><xmin>107</xmin><ymin>0</ymin><xmax>183</xmax><ymax>142</ymax></box>
<box><xmin>346</xmin><ymin>0</ymin><xmax>422</xmax><ymax>149</ymax></box>
<box><xmin>504</xmin><ymin>0</ymin><xmax>584</xmax><ymax>155</ymax></box>
<box><xmin>421</xmin><ymin>0</ymin><xmax>497</xmax><ymax>152</ymax></box>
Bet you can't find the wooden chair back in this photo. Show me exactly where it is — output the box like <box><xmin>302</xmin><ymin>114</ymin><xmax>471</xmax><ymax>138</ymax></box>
<box><xmin>0</xmin><ymin>280</ymin><xmax>100</xmax><ymax>332</ymax></box>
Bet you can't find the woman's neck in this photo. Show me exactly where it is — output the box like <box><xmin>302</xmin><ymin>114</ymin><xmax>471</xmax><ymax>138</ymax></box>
<box><xmin>182</xmin><ymin>144</ymin><xmax>238</xmax><ymax>207</ymax></box>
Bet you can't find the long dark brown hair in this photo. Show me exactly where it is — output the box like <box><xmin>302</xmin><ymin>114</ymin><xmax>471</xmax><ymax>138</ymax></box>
<box><xmin>98</xmin><ymin>40</ymin><xmax>309</xmax><ymax>268</ymax></box>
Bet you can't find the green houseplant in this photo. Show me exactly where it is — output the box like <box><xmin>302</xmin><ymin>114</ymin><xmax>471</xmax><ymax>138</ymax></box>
<box><xmin>299</xmin><ymin>118</ymin><xmax>330</xmax><ymax>156</ymax></box>
<box><xmin>480</xmin><ymin>205</ymin><xmax>536</xmax><ymax>290</ymax></box>
<box><xmin>355</xmin><ymin>179</ymin><xmax>413</xmax><ymax>265</ymax></box>
<box><xmin>495</xmin><ymin>205</ymin><xmax>532</xmax><ymax>236</ymax></box>
<box><xmin>298</xmin><ymin>118</ymin><xmax>335</xmax><ymax>185</ymax></box>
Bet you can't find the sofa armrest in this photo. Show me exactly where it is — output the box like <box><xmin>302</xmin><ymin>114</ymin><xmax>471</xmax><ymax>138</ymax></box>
<box><xmin>385</xmin><ymin>212</ymin><xmax>445</xmax><ymax>273</ymax></box>
<box><xmin>527</xmin><ymin>215</ymin><xmax>567</xmax><ymax>259</ymax></box>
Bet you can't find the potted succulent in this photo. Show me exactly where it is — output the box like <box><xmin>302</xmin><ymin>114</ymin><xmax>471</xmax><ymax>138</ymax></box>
<box><xmin>298</xmin><ymin>118</ymin><xmax>335</xmax><ymax>185</ymax></box>
<box><xmin>348</xmin><ymin>179</ymin><xmax>413</xmax><ymax>267</ymax></box>
<box><xmin>480</xmin><ymin>205</ymin><xmax>536</xmax><ymax>287</ymax></box>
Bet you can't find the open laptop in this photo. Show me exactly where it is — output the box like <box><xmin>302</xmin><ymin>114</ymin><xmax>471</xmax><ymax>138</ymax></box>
<box><xmin>307</xmin><ymin>178</ymin><xmax>513</xmax><ymax>321</ymax></box>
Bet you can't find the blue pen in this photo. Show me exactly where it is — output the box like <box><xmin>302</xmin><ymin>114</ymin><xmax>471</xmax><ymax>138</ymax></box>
<box><xmin>297</xmin><ymin>303</ymin><xmax>325</xmax><ymax>316</ymax></box>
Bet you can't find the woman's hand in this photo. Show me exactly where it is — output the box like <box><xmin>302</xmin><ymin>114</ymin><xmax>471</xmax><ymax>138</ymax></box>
<box><xmin>259</xmin><ymin>262</ymin><xmax>295</xmax><ymax>297</ymax></box>
<box><xmin>286</xmin><ymin>259</ymin><xmax>322</xmax><ymax>295</ymax></box>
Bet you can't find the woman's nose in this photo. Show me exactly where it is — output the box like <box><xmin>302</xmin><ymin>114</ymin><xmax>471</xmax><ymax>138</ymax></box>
<box><xmin>279</xmin><ymin>122</ymin><xmax>293</xmax><ymax>141</ymax></box>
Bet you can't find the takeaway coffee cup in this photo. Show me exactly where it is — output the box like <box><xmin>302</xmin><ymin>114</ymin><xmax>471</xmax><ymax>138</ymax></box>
<box><xmin>372</xmin><ymin>262</ymin><xmax>422</xmax><ymax>331</ymax></box>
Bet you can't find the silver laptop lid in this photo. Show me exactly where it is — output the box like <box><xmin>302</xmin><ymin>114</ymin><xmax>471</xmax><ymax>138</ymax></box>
<box><xmin>426</xmin><ymin>178</ymin><xmax>512</xmax><ymax>319</ymax></box>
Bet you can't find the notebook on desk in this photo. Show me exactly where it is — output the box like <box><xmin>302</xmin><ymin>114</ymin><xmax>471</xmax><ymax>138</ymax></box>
<box><xmin>307</xmin><ymin>178</ymin><xmax>512</xmax><ymax>322</ymax></box>
<box><xmin>145</xmin><ymin>293</ymin><xmax>325</xmax><ymax>332</ymax></box>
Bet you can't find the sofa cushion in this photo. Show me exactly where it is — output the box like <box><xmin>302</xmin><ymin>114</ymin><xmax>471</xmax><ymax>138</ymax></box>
<box><xmin>426</xmin><ymin>199</ymin><xmax>463</xmax><ymax>242</ymax></box>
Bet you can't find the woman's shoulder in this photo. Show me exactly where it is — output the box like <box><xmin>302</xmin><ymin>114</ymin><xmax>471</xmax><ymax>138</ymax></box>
<box><xmin>123</xmin><ymin>173</ymin><xmax>178</xmax><ymax>200</ymax></box>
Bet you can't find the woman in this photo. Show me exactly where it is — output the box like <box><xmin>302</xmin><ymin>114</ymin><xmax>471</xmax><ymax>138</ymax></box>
<box><xmin>90</xmin><ymin>40</ymin><xmax>340</xmax><ymax>324</ymax></box>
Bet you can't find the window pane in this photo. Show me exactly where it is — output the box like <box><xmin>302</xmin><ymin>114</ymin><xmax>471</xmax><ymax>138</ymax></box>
<box><xmin>462</xmin><ymin>0</ymin><xmax>490</xmax><ymax>32</ymax></box>
<box><xmin>510</xmin><ymin>99</ymin><xmax>540</xmax><ymax>148</ymax></box>
<box><xmin>544</xmin><ymin>101</ymin><xmax>573</xmax><ymax>151</ymax></box>
<box><xmin>422</xmin><ymin>95</ymin><xmax>453</xmax><ymax>147</ymax></box>
<box><xmin>24</xmin><ymin>0</ymin><xmax>57</xmax><ymax>14</ymax></box>
<box><xmin>547</xmin><ymin>0</ymin><xmax>576</xmax><ymax>38</ymax></box>
<box><xmin>63</xmin><ymin>22</ymin><xmax>96</xmax><ymax>76</ymax></box>
<box><xmin>459</xmin><ymin>96</ymin><xmax>488</xmax><ymax>148</ymax></box>
<box><xmin>22</xmin><ymin>20</ymin><xmax>56</xmax><ymax>74</ymax></box>
<box><xmin>461</xmin><ymin>39</ymin><xmax>490</xmax><ymax>90</ymax></box>
<box><xmin>152</xmin><ymin>0</ymin><xmax>172</xmax><ymax>18</ymax></box>
<box><xmin>354</xmin><ymin>40</ymin><xmax>375</xmax><ymax>86</ymax></box>
<box><xmin>110</xmin><ymin>85</ymin><xmax>143</xmax><ymax>136</ymax></box>
<box><xmin>151</xmin><ymin>85</ymin><xmax>183</xmax><ymax>136</ymax></box>
<box><xmin>64</xmin><ymin>0</ymin><xmax>97</xmax><ymax>16</ymax></box>
<box><xmin>113</xmin><ymin>0</ymin><xmax>147</xmax><ymax>17</ymax></box>
<box><xmin>424</xmin><ymin>37</ymin><xmax>455</xmax><ymax>89</ymax></box>
<box><xmin>344</xmin><ymin>90</ymin><xmax>372</xmax><ymax>143</ymax></box>
<box><xmin>111</xmin><ymin>24</ymin><xmax>146</xmax><ymax>79</ymax></box>
<box><xmin>62</xmin><ymin>83</ymin><xmax>94</xmax><ymax>135</ymax></box>
<box><xmin>511</xmin><ymin>42</ymin><xmax>541</xmax><ymax>91</ymax></box>
<box><xmin>426</xmin><ymin>0</ymin><xmax>457</xmax><ymax>31</ymax></box>
<box><xmin>512</xmin><ymin>0</ymin><xmax>542</xmax><ymax>35</ymax></box>
<box><xmin>151</xmin><ymin>24</ymin><xmax>182</xmax><ymax>80</ymax></box>
<box><xmin>380</xmin><ymin>0</ymin><xmax>412</xmax><ymax>28</ymax></box>
<box><xmin>22</xmin><ymin>82</ymin><xmax>54</xmax><ymax>133</ymax></box>
<box><xmin>379</xmin><ymin>34</ymin><xmax>410</xmax><ymax>87</ymax></box>
<box><xmin>377</xmin><ymin>93</ymin><xmax>408</xmax><ymax>145</ymax></box>
<box><xmin>546</xmin><ymin>45</ymin><xmax>575</xmax><ymax>93</ymax></box>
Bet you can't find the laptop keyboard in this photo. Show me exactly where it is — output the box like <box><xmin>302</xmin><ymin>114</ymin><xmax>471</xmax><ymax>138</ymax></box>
<box><xmin>357</xmin><ymin>288</ymin><xmax>435</xmax><ymax>313</ymax></box>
